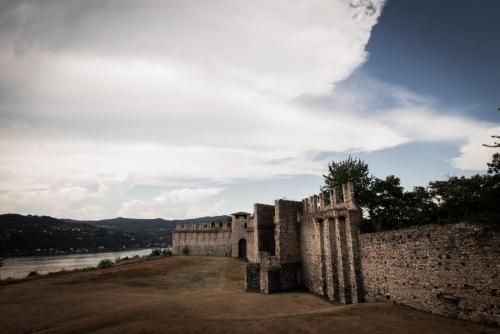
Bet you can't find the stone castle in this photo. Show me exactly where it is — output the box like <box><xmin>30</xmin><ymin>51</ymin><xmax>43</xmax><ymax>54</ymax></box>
<box><xmin>173</xmin><ymin>183</ymin><xmax>499</xmax><ymax>325</ymax></box>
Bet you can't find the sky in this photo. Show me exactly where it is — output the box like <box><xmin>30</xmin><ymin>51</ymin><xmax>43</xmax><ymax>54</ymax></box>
<box><xmin>0</xmin><ymin>0</ymin><xmax>499</xmax><ymax>220</ymax></box>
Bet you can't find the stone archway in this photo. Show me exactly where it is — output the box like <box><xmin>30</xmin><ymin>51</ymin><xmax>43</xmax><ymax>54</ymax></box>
<box><xmin>238</xmin><ymin>239</ymin><xmax>247</xmax><ymax>260</ymax></box>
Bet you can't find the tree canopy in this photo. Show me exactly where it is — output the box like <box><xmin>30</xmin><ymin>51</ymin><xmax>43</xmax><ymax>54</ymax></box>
<box><xmin>322</xmin><ymin>156</ymin><xmax>499</xmax><ymax>233</ymax></box>
<box><xmin>321</xmin><ymin>156</ymin><xmax>373</xmax><ymax>206</ymax></box>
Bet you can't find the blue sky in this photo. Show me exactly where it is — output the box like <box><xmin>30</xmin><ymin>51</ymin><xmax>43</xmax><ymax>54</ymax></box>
<box><xmin>365</xmin><ymin>0</ymin><xmax>500</xmax><ymax>122</ymax></box>
<box><xmin>0</xmin><ymin>0</ymin><xmax>498</xmax><ymax>219</ymax></box>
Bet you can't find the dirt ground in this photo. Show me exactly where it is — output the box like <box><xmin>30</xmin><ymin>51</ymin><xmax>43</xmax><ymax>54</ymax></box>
<box><xmin>0</xmin><ymin>256</ymin><xmax>498</xmax><ymax>334</ymax></box>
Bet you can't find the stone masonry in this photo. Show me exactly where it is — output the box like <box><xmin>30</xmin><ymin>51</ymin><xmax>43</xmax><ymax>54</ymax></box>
<box><xmin>172</xmin><ymin>183</ymin><xmax>500</xmax><ymax>325</ymax></box>
<box><xmin>360</xmin><ymin>223</ymin><xmax>499</xmax><ymax>324</ymax></box>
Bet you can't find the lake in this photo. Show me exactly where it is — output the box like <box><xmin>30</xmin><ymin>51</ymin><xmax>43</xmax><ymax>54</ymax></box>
<box><xmin>0</xmin><ymin>248</ymin><xmax>155</xmax><ymax>280</ymax></box>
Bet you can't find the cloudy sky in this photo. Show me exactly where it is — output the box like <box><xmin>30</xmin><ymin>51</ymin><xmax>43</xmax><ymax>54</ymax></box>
<box><xmin>0</xmin><ymin>0</ymin><xmax>499</xmax><ymax>220</ymax></box>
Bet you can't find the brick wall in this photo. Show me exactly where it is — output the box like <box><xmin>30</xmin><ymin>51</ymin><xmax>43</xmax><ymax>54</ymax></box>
<box><xmin>360</xmin><ymin>223</ymin><xmax>500</xmax><ymax>324</ymax></box>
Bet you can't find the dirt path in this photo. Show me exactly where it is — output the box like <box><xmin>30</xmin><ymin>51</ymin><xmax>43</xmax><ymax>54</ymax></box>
<box><xmin>0</xmin><ymin>256</ymin><xmax>498</xmax><ymax>334</ymax></box>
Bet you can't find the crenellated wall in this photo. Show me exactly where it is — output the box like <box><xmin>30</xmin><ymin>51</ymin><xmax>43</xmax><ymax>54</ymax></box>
<box><xmin>172</xmin><ymin>220</ymin><xmax>232</xmax><ymax>256</ymax></box>
<box><xmin>247</xmin><ymin>184</ymin><xmax>364</xmax><ymax>304</ymax></box>
<box><xmin>298</xmin><ymin>184</ymin><xmax>364</xmax><ymax>304</ymax></box>
<box><xmin>172</xmin><ymin>214</ymin><xmax>254</xmax><ymax>259</ymax></box>
<box><xmin>360</xmin><ymin>223</ymin><xmax>500</xmax><ymax>324</ymax></box>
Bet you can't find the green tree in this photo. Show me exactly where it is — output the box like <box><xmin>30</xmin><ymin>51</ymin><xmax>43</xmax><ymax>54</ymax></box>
<box><xmin>322</xmin><ymin>156</ymin><xmax>373</xmax><ymax>206</ymax></box>
<box><xmin>483</xmin><ymin>107</ymin><xmax>500</xmax><ymax>174</ymax></box>
<box><xmin>483</xmin><ymin>136</ymin><xmax>499</xmax><ymax>174</ymax></box>
<box><xmin>428</xmin><ymin>174</ymin><xmax>500</xmax><ymax>224</ymax></box>
<box><xmin>404</xmin><ymin>186</ymin><xmax>439</xmax><ymax>226</ymax></box>
<box><xmin>365</xmin><ymin>175</ymin><xmax>407</xmax><ymax>231</ymax></box>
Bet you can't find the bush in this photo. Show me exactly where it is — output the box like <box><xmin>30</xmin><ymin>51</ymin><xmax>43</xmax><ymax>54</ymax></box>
<box><xmin>150</xmin><ymin>248</ymin><xmax>162</xmax><ymax>257</ymax></box>
<box><xmin>162</xmin><ymin>249</ymin><xmax>173</xmax><ymax>256</ymax></box>
<box><xmin>114</xmin><ymin>256</ymin><xmax>130</xmax><ymax>263</ymax></box>
<box><xmin>97</xmin><ymin>258</ymin><xmax>113</xmax><ymax>268</ymax></box>
<box><xmin>27</xmin><ymin>271</ymin><xmax>39</xmax><ymax>277</ymax></box>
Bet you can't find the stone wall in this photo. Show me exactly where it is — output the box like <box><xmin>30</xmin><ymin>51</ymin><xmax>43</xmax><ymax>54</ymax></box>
<box><xmin>245</xmin><ymin>264</ymin><xmax>261</xmax><ymax>292</ymax></box>
<box><xmin>360</xmin><ymin>223</ymin><xmax>500</xmax><ymax>324</ymax></box>
<box><xmin>298</xmin><ymin>185</ymin><xmax>363</xmax><ymax>304</ymax></box>
<box><xmin>300</xmin><ymin>216</ymin><xmax>324</xmax><ymax>296</ymax></box>
<box><xmin>172</xmin><ymin>221</ymin><xmax>232</xmax><ymax>256</ymax></box>
<box><xmin>231</xmin><ymin>214</ymin><xmax>253</xmax><ymax>260</ymax></box>
<box><xmin>275</xmin><ymin>200</ymin><xmax>303</xmax><ymax>264</ymax></box>
<box><xmin>172</xmin><ymin>230</ymin><xmax>232</xmax><ymax>256</ymax></box>
<box><xmin>253</xmin><ymin>204</ymin><xmax>275</xmax><ymax>263</ymax></box>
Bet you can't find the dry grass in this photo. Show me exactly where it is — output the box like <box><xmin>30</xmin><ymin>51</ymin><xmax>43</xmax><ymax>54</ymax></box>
<box><xmin>0</xmin><ymin>256</ymin><xmax>498</xmax><ymax>334</ymax></box>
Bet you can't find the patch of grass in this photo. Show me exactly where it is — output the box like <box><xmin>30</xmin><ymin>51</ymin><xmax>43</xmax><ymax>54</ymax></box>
<box><xmin>97</xmin><ymin>258</ymin><xmax>113</xmax><ymax>269</ymax></box>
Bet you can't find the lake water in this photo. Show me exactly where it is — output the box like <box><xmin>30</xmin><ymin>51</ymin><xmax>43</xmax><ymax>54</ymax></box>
<box><xmin>0</xmin><ymin>248</ymin><xmax>154</xmax><ymax>280</ymax></box>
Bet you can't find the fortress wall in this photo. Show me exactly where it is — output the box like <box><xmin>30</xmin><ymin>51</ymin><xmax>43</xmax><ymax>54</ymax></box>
<box><xmin>172</xmin><ymin>230</ymin><xmax>232</xmax><ymax>256</ymax></box>
<box><xmin>275</xmin><ymin>200</ymin><xmax>303</xmax><ymax>264</ymax></box>
<box><xmin>246</xmin><ymin>230</ymin><xmax>257</xmax><ymax>263</ymax></box>
<box><xmin>254</xmin><ymin>204</ymin><xmax>275</xmax><ymax>263</ymax></box>
<box><xmin>360</xmin><ymin>223</ymin><xmax>500</xmax><ymax>324</ymax></box>
<box><xmin>300</xmin><ymin>216</ymin><xmax>325</xmax><ymax>296</ymax></box>
<box><xmin>231</xmin><ymin>216</ymin><xmax>252</xmax><ymax>259</ymax></box>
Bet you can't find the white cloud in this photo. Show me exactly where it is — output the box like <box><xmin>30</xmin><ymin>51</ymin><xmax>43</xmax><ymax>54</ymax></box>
<box><xmin>118</xmin><ymin>187</ymin><xmax>226</xmax><ymax>219</ymax></box>
<box><xmin>452</xmin><ymin>126</ymin><xmax>500</xmax><ymax>170</ymax></box>
<box><xmin>0</xmin><ymin>0</ymin><xmax>496</xmax><ymax>219</ymax></box>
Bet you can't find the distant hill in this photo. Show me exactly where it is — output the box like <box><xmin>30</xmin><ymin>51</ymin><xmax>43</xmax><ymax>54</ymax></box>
<box><xmin>0</xmin><ymin>214</ymin><xmax>147</xmax><ymax>257</ymax></box>
<box><xmin>0</xmin><ymin>214</ymin><xmax>231</xmax><ymax>257</ymax></box>
<box><xmin>64</xmin><ymin>216</ymin><xmax>231</xmax><ymax>246</ymax></box>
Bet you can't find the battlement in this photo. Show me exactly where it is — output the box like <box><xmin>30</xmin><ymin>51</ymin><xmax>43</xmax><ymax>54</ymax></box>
<box><xmin>302</xmin><ymin>182</ymin><xmax>357</xmax><ymax>214</ymax></box>
<box><xmin>174</xmin><ymin>220</ymin><xmax>231</xmax><ymax>231</ymax></box>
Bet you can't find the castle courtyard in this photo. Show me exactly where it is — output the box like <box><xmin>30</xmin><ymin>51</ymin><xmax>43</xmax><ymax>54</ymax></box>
<box><xmin>0</xmin><ymin>256</ymin><xmax>498</xmax><ymax>334</ymax></box>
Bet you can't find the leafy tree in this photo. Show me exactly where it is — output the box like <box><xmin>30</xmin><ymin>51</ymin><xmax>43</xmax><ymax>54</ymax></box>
<box><xmin>365</xmin><ymin>175</ymin><xmax>407</xmax><ymax>231</ymax></box>
<box><xmin>483</xmin><ymin>136</ymin><xmax>499</xmax><ymax>174</ymax></box>
<box><xmin>321</xmin><ymin>157</ymin><xmax>499</xmax><ymax>233</ymax></box>
<box><xmin>483</xmin><ymin>107</ymin><xmax>500</xmax><ymax>174</ymax></box>
<box><xmin>487</xmin><ymin>152</ymin><xmax>500</xmax><ymax>174</ymax></box>
<box><xmin>322</xmin><ymin>156</ymin><xmax>373</xmax><ymax>206</ymax></box>
<box><xmin>429</xmin><ymin>174</ymin><xmax>500</xmax><ymax>224</ymax></box>
<box><xmin>404</xmin><ymin>186</ymin><xmax>439</xmax><ymax>226</ymax></box>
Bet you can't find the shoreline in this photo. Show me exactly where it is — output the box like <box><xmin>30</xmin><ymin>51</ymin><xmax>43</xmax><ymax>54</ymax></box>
<box><xmin>0</xmin><ymin>253</ymin><xmax>170</xmax><ymax>285</ymax></box>
<box><xmin>0</xmin><ymin>246</ymin><xmax>171</xmax><ymax>259</ymax></box>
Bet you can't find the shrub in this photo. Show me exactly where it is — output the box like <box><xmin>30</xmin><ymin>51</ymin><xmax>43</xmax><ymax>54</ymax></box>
<box><xmin>115</xmin><ymin>256</ymin><xmax>130</xmax><ymax>263</ymax></box>
<box><xmin>97</xmin><ymin>258</ymin><xmax>113</xmax><ymax>268</ymax></box>
<box><xmin>27</xmin><ymin>271</ymin><xmax>39</xmax><ymax>277</ymax></box>
<box><xmin>150</xmin><ymin>248</ymin><xmax>162</xmax><ymax>257</ymax></box>
<box><xmin>162</xmin><ymin>249</ymin><xmax>173</xmax><ymax>256</ymax></box>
